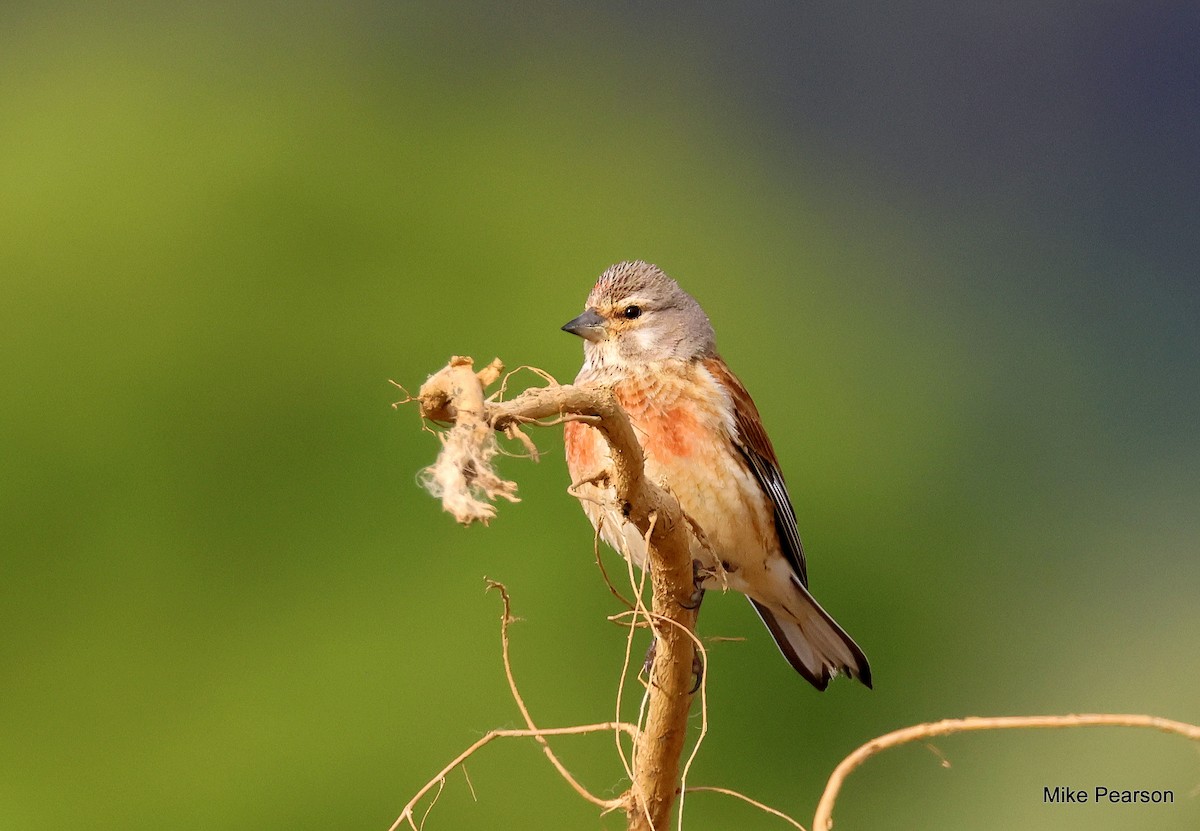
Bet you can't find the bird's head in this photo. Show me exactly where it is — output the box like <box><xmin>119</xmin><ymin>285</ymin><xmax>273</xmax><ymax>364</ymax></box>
<box><xmin>562</xmin><ymin>261</ymin><xmax>716</xmax><ymax>367</ymax></box>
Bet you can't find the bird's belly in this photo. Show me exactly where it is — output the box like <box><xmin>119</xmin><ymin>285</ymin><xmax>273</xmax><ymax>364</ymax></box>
<box><xmin>643</xmin><ymin>446</ymin><xmax>778</xmax><ymax>588</ymax></box>
<box><xmin>573</xmin><ymin>440</ymin><xmax>778</xmax><ymax>598</ymax></box>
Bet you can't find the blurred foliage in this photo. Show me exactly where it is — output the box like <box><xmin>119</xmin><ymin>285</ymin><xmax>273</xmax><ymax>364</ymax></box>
<box><xmin>1</xmin><ymin>3</ymin><xmax>1197</xmax><ymax>830</ymax></box>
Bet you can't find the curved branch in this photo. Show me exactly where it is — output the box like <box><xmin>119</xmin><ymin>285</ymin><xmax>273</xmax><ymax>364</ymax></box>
<box><xmin>390</xmin><ymin>722</ymin><xmax>639</xmax><ymax>831</ymax></box>
<box><xmin>486</xmin><ymin>580</ymin><xmax>622</xmax><ymax>810</ymax></box>
<box><xmin>813</xmin><ymin>713</ymin><xmax>1200</xmax><ymax>830</ymax></box>
<box><xmin>685</xmin><ymin>787</ymin><xmax>808</xmax><ymax>830</ymax></box>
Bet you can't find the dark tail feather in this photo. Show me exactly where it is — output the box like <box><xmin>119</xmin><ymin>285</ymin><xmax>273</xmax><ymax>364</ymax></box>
<box><xmin>750</xmin><ymin>591</ymin><xmax>872</xmax><ymax>691</ymax></box>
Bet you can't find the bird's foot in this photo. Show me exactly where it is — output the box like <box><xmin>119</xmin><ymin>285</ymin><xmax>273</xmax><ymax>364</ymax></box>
<box><xmin>641</xmin><ymin>636</ymin><xmax>657</xmax><ymax>676</ymax></box>
<box><xmin>640</xmin><ymin>636</ymin><xmax>704</xmax><ymax>695</ymax></box>
<box><xmin>677</xmin><ymin>560</ymin><xmax>707</xmax><ymax>610</ymax></box>
<box><xmin>689</xmin><ymin>649</ymin><xmax>705</xmax><ymax>694</ymax></box>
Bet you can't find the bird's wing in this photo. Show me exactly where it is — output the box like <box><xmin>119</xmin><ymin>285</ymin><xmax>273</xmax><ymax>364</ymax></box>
<box><xmin>701</xmin><ymin>355</ymin><xmax>809</xmax><ymax>587</ymax></box>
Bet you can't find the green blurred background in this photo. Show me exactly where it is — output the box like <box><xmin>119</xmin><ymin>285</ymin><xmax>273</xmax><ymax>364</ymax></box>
<box><xmin>2</xmin><ymin>3</ymin><xmax>1197</xmax><ymax>829</ymax></box>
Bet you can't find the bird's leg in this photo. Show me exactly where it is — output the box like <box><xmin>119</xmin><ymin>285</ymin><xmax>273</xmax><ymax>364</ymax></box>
<box><xmin>641</xmin><ymin>636</ymin><xmax>657</xmax><ymax>677</ymax></box>
<box><xmin>640</xmin><ymin>631</ymin><xmax>705</xmax><ymax>695</ymax></box>
<box><xmin>641</xmin><ymin>561</ymin><xmax>707</xmax><ymax>694</ymax></box>
<box><xmin>687</xmin><ymin>573</ymin><xmax>705</xmax><ymax>693</ymax></box>
<box><xmin>689</xmin><ymin>651</ymin><xmax>705</xmax><ymax>694</ymax></box>
<box><xmin>682</xmin><ymin>559</ymin><xmax>709</xmax><ymax>691</ymax></box>
<box><xmin>678</xmin><ymin>558</ymin><xmax>707</xmax><ymax>610</ymax></box>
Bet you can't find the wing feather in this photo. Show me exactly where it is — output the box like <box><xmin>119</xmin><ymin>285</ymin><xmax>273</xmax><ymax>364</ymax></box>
<box><xmin>701</xmin><ymin>355</ymin><xmax>808</xmax><ymax>586</ymax></box>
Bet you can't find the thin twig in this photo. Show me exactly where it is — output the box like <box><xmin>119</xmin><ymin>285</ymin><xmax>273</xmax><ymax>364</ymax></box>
<box><xmin>460</xmin><ymin>765</ymin><xmax>476</xmax><ymax>802</ymax></box>
<box><xmin>497</xmin><ymin>422</ymin><xmax>541</xmax><ymax>460</ymax></box>
<box><xmin>388</xmin><ymin>379</ymin><xmax>415</xmax><ymax>407</ymax></box>
<box><xmin>389</xmin><ymin>579</ymin><xmax>638</xmax><ymax>830</ymax></box>
<box><xmin>591</xmin><ymin>520</ymin><xmax>636</xmax><ymax>611</ymax></box>
<box><xmin>684</xmin><ymin>786</ymin><xmax>808</xmax><ymax>830</ymax></box>
<box><xmin>390</xmin><ymin>723</ymin><xmax>638</xmax><ymax>831</ymax></box>
<box><xmin>813</xmin><ymin>713</ymin><xmax>1200</xmax><ymax>831</ymax></box>
<box><xmin>485</xmin><ymin>580</ymin><xmax>626</xmax><ymax>810</ymax></box>
<box><xmin>491</xmin><ymin>364</ymin><xmax>558</xmax><ymax>403</ymax></box>
<box><xmin>416</xmin><ymin>777</ymin><xmax>443</xmax><ymax>831</ymax></box>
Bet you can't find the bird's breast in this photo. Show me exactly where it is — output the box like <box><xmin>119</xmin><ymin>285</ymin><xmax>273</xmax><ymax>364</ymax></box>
<box><xmin>614</xmin><ymin>380</ymin><xmax>699</xmax><ymax>461</ymax></box>
<box><xmin>565</xmin><ymin>362</ymin><xmax>775</xmax><ymax>571</ymax></box>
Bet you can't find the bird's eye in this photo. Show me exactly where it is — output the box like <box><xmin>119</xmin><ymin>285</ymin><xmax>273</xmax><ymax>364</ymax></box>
<box><xmin>622</xmin><ymin>305</ymin><xmax>642</xmax><ymax>320</ymax></box>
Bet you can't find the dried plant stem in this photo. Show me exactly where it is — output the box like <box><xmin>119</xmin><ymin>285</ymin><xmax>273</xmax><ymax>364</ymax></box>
<box><xmin>390</xmin><ymin>722</ymin><xmax>638</xmax><ymax>831</ymax></box>
<box><xmin>813</xmin><ymin>713</ymin><xmax>1200</xmax><ymax>831</ymax></box>
<box><xmin>417</xmin><ymin>357</ymin><xmax>700</xmax><ymax>829</ymax></box>
<box><xmin>409</xmin><ymin>357</ymin><xmax>1200</xmax><ymax>831</ymax></box>
<box><xmin>486</xmin><ymin>580</ymin><xmax>623</xmax><ymax>810</ymax></box>
<box><xmin>684</xmin><ymin>787</ymin><xmax>808</xmax><ymax>830</ymax></box>
<box><xmin>389</xmin><ymin>581</ymin><xmax>638</xmax><ymax>831</ymax></box>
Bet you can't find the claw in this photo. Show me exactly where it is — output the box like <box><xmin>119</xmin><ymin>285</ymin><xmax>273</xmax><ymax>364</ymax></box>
<box><xmin>689</xmin><ymin>649</ymin><xmax>705</xmax><ymax>694</ymax></box>
<box><xmin>643</xmin><ymin>636</ymin><xmax>704</xmax><ymax>695</ymax></box>
<box><xmin>642</xmin><ymin>636</ymin><xmax>657</xmax><ymax>676</ymax></box>
<box><xmin>678</xmin><ymin>559</ymin><xmax>707</xmax><ymax>610</ymax></box>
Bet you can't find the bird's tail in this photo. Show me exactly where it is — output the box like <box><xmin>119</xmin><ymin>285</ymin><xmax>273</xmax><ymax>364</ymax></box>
<box><xmin>750</xmin><ymin>586</ymin><xmax>872</xmax><ymax>691</ymax></box>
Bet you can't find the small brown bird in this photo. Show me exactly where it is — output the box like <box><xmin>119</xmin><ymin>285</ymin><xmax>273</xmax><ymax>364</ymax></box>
<box><xmin>562</xmin><ymin>261</ymin><xmax>871</xmax><ymax>690</ymax></box>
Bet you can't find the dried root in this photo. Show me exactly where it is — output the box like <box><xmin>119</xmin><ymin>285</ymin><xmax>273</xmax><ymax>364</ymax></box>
<box><xmin>416</xmin><ymin>356</ymin><xmax>519</xmax><ymax>525</ymax></box>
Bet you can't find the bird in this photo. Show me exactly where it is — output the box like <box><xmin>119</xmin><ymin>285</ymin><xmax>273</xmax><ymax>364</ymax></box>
<box><xmin>561</xmin><ymin>260</ymin><xmax>871</xmax><ymax>691</ymax></box>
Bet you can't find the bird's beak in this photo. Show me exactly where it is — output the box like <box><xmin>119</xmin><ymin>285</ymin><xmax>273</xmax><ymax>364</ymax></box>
<box><xmin>561</xmin><ymin>308</ymin><xmax>606</xmax><ymax>342</ymax></box>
